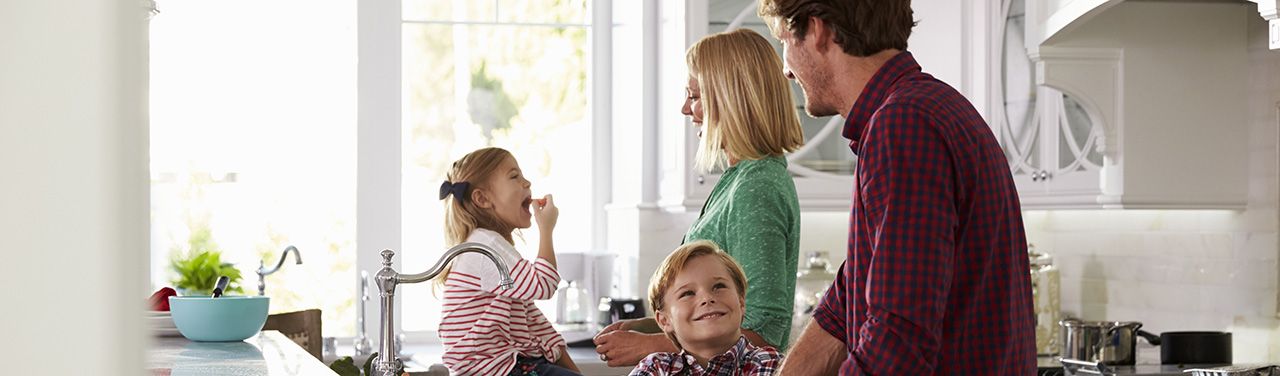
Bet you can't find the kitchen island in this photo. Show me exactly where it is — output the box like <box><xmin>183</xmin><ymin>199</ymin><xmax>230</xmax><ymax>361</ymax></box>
<box><xmin>148</xmin><ymin>330</ymin><xmax>336</xmax><ymax>375</ymax></box>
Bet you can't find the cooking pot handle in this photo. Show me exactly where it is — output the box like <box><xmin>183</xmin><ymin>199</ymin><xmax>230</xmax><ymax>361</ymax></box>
<box><xmin>1136</xmin><ymin>329</ymin><xmax>1161</xmax><ymax>346</ymax></box>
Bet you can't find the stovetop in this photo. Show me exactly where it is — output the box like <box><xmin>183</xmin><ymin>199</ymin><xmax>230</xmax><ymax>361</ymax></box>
<box><xmin>1038</xmin><ymin>355</ymin><xmax>1231</xmax><ymax>376</ymax></box>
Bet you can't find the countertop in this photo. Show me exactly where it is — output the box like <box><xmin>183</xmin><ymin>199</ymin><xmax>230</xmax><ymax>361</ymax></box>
<box><xmin>148</xmin><ymin>330</ymin><xmax>336</xmax><ymax>375</ymax></box>
<box><xmin>329</xmin><ymin>330</ymin><xmax>632</xmax><ymax>376</ymax></box>
<box><xmin>401</xmin><ymin>344</ymin><xmax>632</xmax><ymax>376</ymax></box>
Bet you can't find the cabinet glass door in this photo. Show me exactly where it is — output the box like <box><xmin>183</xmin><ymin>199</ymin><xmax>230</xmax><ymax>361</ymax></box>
<box><xmin>998</xmin><ymin>0</ymin><xmax>1043</xmax><ymax>189</ymax></box>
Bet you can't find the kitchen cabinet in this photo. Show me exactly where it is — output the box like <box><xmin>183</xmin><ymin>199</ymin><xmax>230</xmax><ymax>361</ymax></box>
<box><xmin>664</xmin><ymin>0</ymin><xmax>979</xmax><ymax>212</ymax></box>
<box><xmin>991</xmin><ymin>0</ymin><xmax>1251</xmax><ymax>209</ymax></box>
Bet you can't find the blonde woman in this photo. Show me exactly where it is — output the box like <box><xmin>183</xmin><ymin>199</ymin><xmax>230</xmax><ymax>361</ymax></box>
<box><xmin>594</xmin><ymin>28</ymin><xmax>804</xmax><ymax>367</ymax></box>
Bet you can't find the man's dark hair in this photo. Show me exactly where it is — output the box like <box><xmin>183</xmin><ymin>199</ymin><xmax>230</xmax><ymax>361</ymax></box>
<box><xmin>759</xmin><ymin>0</ymin><xmax>916</xmax><ymax>57</ymax></box>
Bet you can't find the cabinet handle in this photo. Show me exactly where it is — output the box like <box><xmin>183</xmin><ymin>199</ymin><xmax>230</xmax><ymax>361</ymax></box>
<box><xmin>1031</xmin><ymin>171</ymin><xmax>1042</xmax><ymax>181</ymax></box>
<box><xmin>697</xmin><ymin>175</ymin><xmax>705</xmax><ymax>185</ymax></box>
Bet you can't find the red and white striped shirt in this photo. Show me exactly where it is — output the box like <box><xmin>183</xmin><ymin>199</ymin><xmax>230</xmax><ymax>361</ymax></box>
<box><xmin>438</xmin><ymin>228</ymin><xmax>566</xmax><ymax>376</ymax></box>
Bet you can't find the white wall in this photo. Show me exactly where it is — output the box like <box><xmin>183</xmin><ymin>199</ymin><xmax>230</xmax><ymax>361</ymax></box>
<box><xmin>0</xmin><ymin>0</ymin><xmax>149</xmax><ymax>374</ymax></box>
<box><xmin>1018</xmin><ymin>15</ymin><xmax>1280</xmax><ymax>362</ymax></box>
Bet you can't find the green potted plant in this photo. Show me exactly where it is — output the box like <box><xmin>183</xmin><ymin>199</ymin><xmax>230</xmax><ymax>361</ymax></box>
<box><xmin>171</xmin><ymin>250</ymin><xmax>244</xmax><ymax>296</ymax></box>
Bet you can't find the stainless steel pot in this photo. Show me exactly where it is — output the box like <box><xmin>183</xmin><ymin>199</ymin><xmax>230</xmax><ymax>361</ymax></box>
<box><xmin>1059</xmin><ymin>319</ymin><xmax>1144</xmax><ymax>365</ymax></box>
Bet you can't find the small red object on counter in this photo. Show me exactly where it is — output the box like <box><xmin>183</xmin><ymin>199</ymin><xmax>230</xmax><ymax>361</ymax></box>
<box><xmin>148</xmin><ymin>287</ymin><xmax>177</xmax><ymax>311</ymax></box>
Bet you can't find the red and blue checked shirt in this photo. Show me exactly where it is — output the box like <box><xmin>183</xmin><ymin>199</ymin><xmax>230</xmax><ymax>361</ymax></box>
<box><xmin>628</xmin><ymin>336</ymin><xmax>781</xmax><ymax>376</ymax></box>
<box><xmin>810</xmin><ymin>51</ymin><xmax>1036</xmax><ymax>375</ymax></box>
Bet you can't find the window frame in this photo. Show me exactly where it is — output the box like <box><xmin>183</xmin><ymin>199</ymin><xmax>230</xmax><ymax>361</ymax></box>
<box><xmin>355</xmin><ymin>0</ymin><xmax>611</xmax><ymax>345</ymax></box>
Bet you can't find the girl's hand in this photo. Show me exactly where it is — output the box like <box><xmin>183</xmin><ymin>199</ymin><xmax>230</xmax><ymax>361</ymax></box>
<box><xmin>532</xmin><ymin>194</ymin><xmax>558</xmax><ymax>233</ymax></box>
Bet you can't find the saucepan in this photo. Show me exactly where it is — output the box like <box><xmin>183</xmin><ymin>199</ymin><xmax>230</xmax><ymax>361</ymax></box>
<box><xmin>1060</xmin><ymin>319</ymin><xmax>1144</xmax><ymax>365</ymax></box>
<box><xmin>1136</xmin><ymin>330</ymin><xmax>1232</xmax><ymax>365</ymax></box>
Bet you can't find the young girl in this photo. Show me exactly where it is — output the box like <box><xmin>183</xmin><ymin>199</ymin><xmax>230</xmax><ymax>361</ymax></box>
<box><xmin>435</xmin><ymin>147</ymin><xmax>581</xmax><ymax>376</ymax></box>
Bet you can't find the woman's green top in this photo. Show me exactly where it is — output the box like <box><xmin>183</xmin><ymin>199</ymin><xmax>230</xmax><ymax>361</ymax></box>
<box><xmin>684</xmin><ymin>155</ymin><xmax>801</xmax><ymax>349</ymax></box>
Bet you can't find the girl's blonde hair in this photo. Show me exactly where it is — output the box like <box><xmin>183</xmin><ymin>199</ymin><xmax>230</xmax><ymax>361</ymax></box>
<box><xmin>687</xmin><ymin>28</ymin><xmax>805</xmax><ymax>172</ymax></box>
<box><xmin>435</xmin><ymin>147</ymin><xmax>517</xmax><ymax>283</ymax></box>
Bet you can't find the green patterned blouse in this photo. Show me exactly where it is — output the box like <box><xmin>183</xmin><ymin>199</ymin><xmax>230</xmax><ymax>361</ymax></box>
<box><xmin>683</xmin><ymin>155</ymin><xmax>801</xmax><ymax>349</ymax></box>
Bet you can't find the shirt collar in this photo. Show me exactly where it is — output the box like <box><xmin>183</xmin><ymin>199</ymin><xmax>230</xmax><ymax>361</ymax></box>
<box><xmin>842</xmin><ymin>51</ymin><xmax>921</xmax><ymax>151</ymax></box>
<box><xmin>677</xmin><ymin>336</ymin><xmax>752</xmax><ymax>372</ymax></box>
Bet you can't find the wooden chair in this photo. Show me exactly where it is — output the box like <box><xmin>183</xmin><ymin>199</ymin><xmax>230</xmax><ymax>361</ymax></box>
<box><xmin>263</xmin><ymin>309</ymin><xmax>323</xmax><ymax>360</ymax></box>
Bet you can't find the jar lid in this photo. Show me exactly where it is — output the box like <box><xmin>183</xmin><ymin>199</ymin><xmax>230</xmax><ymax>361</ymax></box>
<box><xmin>1028</xmin><ymin>244</ymin><xmax>1053</xmax><ymax>266</ymax></box>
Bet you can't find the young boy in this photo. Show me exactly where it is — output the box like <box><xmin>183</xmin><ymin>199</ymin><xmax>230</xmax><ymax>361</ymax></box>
<box><xmin>628</xmin><ymin>240</ymin><xmax>782</xmax><ymax>376</ymax></box>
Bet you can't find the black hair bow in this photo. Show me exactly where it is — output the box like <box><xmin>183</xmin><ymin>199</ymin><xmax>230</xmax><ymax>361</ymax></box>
<box><xmin>439</xmin><ymin>180</ymin><xmax>471</xmax><ymax>201</ymax></box>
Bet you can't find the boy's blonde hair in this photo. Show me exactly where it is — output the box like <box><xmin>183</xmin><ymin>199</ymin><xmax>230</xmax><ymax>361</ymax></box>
<box><xmin>686</xmin><ymin>28</ymin><xmax>804</xmax><ymax>172</ymax></box>
<box><xmin>648</xmin><ymin>240</ymin><xmax>749</xmax><ymax>347</ymax></box>
<box><xmin>434</xmin><ymin>147</ymin><xmax>517</xmax><ymax>283</ymax></box>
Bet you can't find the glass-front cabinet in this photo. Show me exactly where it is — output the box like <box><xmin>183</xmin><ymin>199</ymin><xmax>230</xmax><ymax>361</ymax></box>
<box><xmin>992</xmin><ymin>0</ymin><xmax>1250</xmax><ymax>209</ymax></box>
<box><xmin>995</xmin><ymin>0</ymin><xmax>1108</xmax><ymax>203</ymax></box>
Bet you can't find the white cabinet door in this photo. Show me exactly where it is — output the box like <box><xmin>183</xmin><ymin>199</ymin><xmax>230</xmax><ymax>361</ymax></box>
<box><xmin>996</xmin><ymin>0</ymin><xmax>1107</xmax><ymax>203</ymax></box>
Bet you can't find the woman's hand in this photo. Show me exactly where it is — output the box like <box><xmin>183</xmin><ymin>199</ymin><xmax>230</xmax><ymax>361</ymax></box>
<box><xmin>592</xmin><ymin>330</ymin><xmax>677</xmax><ymax>367</ymax></box>
<box><xmin>532</xmin><ymin>194</ymin><xmax>558</xmax><ymax>234</ymax></box>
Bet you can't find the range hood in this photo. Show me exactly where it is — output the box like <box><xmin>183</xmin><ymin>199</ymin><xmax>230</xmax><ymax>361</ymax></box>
<box><xmin>1038</xmin><ymin>0</ymin><xmax>1275</xmax><ymax>48</ymax></box>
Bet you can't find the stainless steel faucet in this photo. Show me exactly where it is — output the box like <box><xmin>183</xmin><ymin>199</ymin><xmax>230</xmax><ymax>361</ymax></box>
<box><xmin>256</xmin><ymin>245</ymin><xmax>302</xmax><ymax>296</ymax></box>
<box><xmin>372</xmin><ymin>243</ymin><xmax>514</xmax><ymax>376</ymax></box>
<box><xmin>353</xmin><ymin>270</ymin><xmax>374</xmax><ymax>357</ymax></box>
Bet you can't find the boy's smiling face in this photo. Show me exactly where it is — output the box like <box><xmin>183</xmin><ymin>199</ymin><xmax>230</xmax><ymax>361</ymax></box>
<box><xmin>655</xmin><ymin>254</ymin><xmax>745</xmax><ymax>351</ymax></box>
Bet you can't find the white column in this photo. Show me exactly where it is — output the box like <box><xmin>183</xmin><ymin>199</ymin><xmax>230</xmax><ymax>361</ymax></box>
<box><xmin>1</xmin><ymin>0</ymin><xmax>149</xmax><ymax>373</ymax></box>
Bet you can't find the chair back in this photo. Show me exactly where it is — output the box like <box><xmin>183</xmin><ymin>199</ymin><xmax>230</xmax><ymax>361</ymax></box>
<box><xmin>263</xmin><ymin>309</ymin><xmax>323</xmax><ymax>360</ymax></box>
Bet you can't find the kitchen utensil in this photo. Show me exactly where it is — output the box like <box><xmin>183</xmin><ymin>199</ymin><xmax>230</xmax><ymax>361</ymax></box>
<box><xmin>169</xmin><ymin>295</ymin><xmax>270</xmax><ymax>341</ymax></box>
<box><xmin>1059</xmin><ymin>319</ymin><xmax>1144</xmax><ymax>365</ymax></box>
<box><xmin>1135</xmin><ymin>330</ymin><xmax>1232</xmax><ymax>365</ymax></box>
<box><xmin>556</xmin><ymin>280</ymin><xmax>592</xmax><ymax>325</ymax></box>
<box><xmin>211</xmin><ymin>275</ymin><xmax>230</xmax><ymax>298</ymax></box>
<box><xmin>597</xmin><ymin>297</ymin><xmax>645</xmax><ymax>326</ymax></box>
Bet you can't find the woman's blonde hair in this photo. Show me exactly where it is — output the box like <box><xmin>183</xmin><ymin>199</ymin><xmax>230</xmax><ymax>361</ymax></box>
<box><xmin>687</xmin><ymin>28</ymin><xmax>804</xmax><ymax>172</ymax></box>
<box><xmin>434</xmin><ymin>147</ymin><xmax>517</xmax><ymax>283</ymax></box>
<box><xmin>648</xmin><ymin>240</ymin><xmax>748</xmax><ymax>348</ymax></box>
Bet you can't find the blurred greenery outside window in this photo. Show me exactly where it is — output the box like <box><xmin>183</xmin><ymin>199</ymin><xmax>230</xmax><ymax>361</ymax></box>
<box><xmin>398</xmin><ymin>0</ymin><xmax>593</xmax><ymax>331</ymax></box>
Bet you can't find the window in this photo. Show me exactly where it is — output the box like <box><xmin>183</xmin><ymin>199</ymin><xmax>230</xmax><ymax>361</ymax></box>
<box><xmin>149</xmin><ymin>0</ymin><xmax>358</xmax><ymax>337</ymax></box>
<box><xmin>396</xmin><ymin>0</ymin><xmax>595</xmax><ymax>332</ymax></box>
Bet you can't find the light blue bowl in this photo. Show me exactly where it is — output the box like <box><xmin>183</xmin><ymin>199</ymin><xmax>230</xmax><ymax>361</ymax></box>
<box><xmin>169</xmin><ymin>296</ymin><xmax>270</xmax><ymax>342</ymax></box>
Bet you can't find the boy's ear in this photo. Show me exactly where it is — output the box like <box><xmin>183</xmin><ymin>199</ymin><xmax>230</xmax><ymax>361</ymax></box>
<box><xmin>655</xmin><ymin>310</ymin><xmax>673</xmax><ymax>333</ymax></box>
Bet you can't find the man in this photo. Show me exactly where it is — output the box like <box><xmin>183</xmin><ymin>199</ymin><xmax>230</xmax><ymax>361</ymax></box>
<box><xmin>757</xmin><ymin>1</ymin><xmax>1036</xmax><ymax>374</ymax></box>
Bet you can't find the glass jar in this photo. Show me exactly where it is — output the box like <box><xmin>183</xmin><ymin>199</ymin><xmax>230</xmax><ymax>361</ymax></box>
<box><xmin>792</xmin><ymin>251</ymin><xmax>837</xmax><ymax>343</ymax></box>
<box><xmin>556</xmin><ymin>280</ymin><xmax>592</xmax><ymax>325</ymax></box>
<box><xmin>1029</xmin><ymin>244</ymin><xmax>1061</xmax><ymax>355</ymax></box>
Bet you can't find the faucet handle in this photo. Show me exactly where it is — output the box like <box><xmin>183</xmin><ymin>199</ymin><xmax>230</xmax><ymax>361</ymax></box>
<box><xmin>380</xmin><ymin>249</ymin><xmax>395</xmax><ymax>267</ymax></box>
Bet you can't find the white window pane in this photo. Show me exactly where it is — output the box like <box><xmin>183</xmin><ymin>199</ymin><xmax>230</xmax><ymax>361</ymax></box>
<box><xmin>149</xmin><ymin>0</ymin><xmax>357</xmax><ymax>337</ymax></box>
<box><xmin>400</xmin><ymin>21</ymin><xmax>591</xmax><ymax>332</ymax></box>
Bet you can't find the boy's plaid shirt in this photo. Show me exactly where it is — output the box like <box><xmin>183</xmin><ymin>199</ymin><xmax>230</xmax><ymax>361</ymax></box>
<box><xmin>627</xmin><ymin>336</ymin><xmax>781</xmax><ymax>376</ymax></box>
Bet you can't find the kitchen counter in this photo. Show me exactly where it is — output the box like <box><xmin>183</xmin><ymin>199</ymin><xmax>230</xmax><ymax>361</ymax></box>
<box><xmin>396</xmin><ymin>343</ymin><xmax>632</xmax><ymax>376</ymax></box>
<box><xmin>327</xmin><ymin>330</ymin><xmax>633</xmax><ymax>376</ymax></box>
<box><xmin>148</xmin><ymin>330</ymin><xmax>336</xmax><ymax>375</ymax></box>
